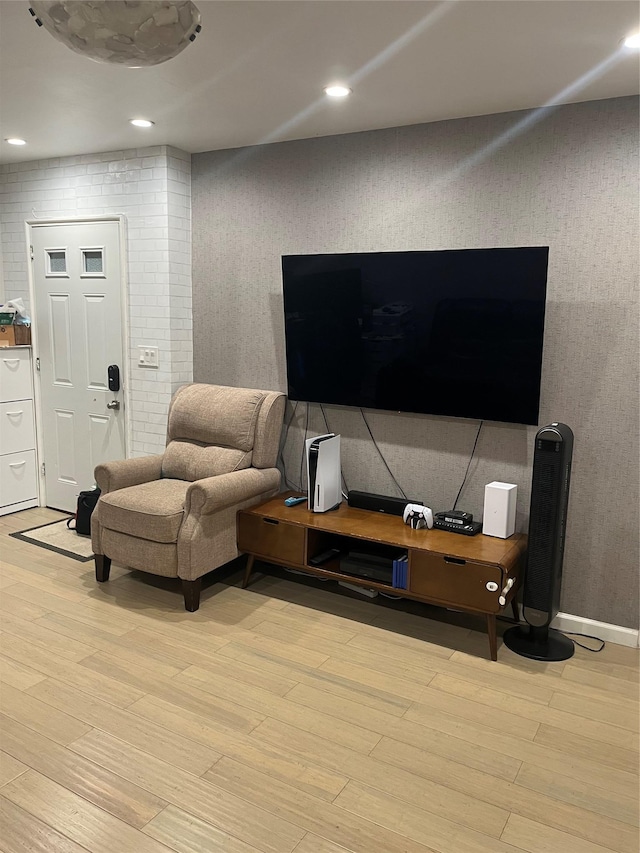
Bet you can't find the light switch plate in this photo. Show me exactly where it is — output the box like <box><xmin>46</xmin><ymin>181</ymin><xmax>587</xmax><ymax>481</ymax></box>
<box><xmin>138</xmin><ymin>345</ymin><xmax>159</xmax><ymax>368</ymax></box>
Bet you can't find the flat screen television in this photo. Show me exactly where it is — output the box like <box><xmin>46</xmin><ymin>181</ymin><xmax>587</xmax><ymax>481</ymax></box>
<box><xmin>282</xmin><ymin>247</ymin><xmax>549</xmax><ymax>425</ymax></box>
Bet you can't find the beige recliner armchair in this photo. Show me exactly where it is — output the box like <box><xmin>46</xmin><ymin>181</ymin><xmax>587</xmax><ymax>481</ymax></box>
<box><xmin>91</xmin><ymin>383</ymin><xmax>286</xmax><ymax>611</ymax></box>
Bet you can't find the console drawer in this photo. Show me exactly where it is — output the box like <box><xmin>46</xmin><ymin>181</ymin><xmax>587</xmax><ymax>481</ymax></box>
<box><xmin>410</xmin><ymin>551</ymin><xmax>507</xmax><ymax>613</ymax></box>
<box><xmin>238</xmin><ymin>513</ymin><xmax>305</xmax><ymax>565</ymax></box>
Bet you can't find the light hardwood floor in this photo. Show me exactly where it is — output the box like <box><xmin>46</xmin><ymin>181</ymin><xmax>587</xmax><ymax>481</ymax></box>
<box><xmin>0</xmin><ymin>506</ymin><xmax>638</xmax><ymax>853</ymax></box>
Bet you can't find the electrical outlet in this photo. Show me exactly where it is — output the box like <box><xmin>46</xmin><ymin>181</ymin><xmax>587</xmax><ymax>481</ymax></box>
<box><xmin>138</xmin><ymin>345</ymin><xmax>159</xmax><ymax>368</ymax></box>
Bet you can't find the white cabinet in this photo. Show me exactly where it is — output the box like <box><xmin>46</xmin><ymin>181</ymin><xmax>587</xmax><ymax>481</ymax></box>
<box><xmin>0</xmin><ymin>347</ymin><xmax>39</xmax><ymax>515</ymax></box>
<box><xmin>0</xmin><ymin>400</ymin><xmax>35</xmax><ymax>454</ymax></box>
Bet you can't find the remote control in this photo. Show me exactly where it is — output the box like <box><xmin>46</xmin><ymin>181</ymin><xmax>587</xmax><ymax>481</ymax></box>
<box><xmin>284</xmin><ymin>495</ymin><xmax>306</xmax><ymax>507</ymax></box>
<box><xmin>309</xmin><ymin>547</ymin><xmax>342</xmax><ymax>566</ymax></box>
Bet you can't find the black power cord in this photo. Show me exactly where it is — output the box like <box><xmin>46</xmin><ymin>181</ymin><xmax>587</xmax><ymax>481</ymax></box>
<box><xmin>279</xmin><ymin>401</ymin><xmax>299</xmax><ymax>491</ymax></box>
<box><xmin>497</xmin><ymin>614</ymin><xmax>605</xmax><ymax>652</ymax></box>
<box><xmin>319</xmin><ymin>403</ymin><xmax>350</xmax><ymax>495</ymax></box>
<box><xmin>452</xmin><ymin>420</ymin><xmax>483</xmax><ymax>510</ymax></box>
<box><xmin>562</xmin><ymin>632</ymin><xmax>605</xmax><ymax>653</ymax></box>
<box><xmin>360</xmin><ymin>408</ymin><xmax>407</xmax><ymax>499</ymax></box>
<box><xmin>298</xmin><ymin>402</ymin><xmax>310</xmax><ymax>492</ymax></box>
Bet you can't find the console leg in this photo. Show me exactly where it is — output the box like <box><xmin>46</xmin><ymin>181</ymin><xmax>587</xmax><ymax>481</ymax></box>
<box><xmin>95</xmin><ymin>554</ymin><xmax>111</xmax><ymax>582</ymax></box>
<box><xmin>487</xmin><ymin>613</ymin><xmax>498</xmax><ymax>661</ymax></box>
<box><xmin>511</xmin><ymin>597</ymin><xmax>520</xmax><ymax>623</ymax></box>
<box><xmin>182</xmin><ymin>578</ymin><xmax>201</xmax><ymax>612</ymax></box>
<box><xmin>242</xmin><ymin>554</ymin><xmax>255</xmax><ymax>589</ymax></box>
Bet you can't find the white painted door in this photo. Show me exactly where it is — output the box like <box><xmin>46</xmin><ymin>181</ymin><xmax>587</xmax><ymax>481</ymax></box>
<box><xmin>31</xmin><ymin>220</ymin><xmax>126</xmax><ymax>511</ymax></box>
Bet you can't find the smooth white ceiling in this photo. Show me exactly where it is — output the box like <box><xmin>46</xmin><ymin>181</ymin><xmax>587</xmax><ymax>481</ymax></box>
<box><xmin>1</xmin><ymin>0</ymin><xmax>638</xmax><ymax>163</ymax></box>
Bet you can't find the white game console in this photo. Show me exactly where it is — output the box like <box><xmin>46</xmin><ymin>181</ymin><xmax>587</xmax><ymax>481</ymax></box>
<box><xmin>305</xmin><ymin>433</ymin><xmax>342</xmax><ymax>513</ymax></box>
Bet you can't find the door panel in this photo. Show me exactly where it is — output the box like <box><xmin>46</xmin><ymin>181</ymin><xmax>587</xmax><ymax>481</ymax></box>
<box><xmin>32</xmin><ymin>221</ymin><xmax>126</xmax><ymax>511</ymax></box>
<box><xmin>49</xmin><ymin>293</ymin><xmax>73</xmax><ymax>384</ymax></box>
<box><xmin>54</xmin><ymin>409</ymin><xmax>77</xmax><ymax>484</ymax></box>
<box><xmin>88</xmin><ymin>413</ymin><xmax>113</xmax><ymax>475</ymax></box>
<box><xmin>84</xmin><ymin>295</ymin><xmax>109</xmax><ymax>389</ymax></box>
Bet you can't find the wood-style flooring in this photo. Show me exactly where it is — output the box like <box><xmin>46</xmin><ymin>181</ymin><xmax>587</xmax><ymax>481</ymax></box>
<box><xmin>0</xmin><ymin>506</ymin><xmax>638</xmax><ymax>853</ymax></box>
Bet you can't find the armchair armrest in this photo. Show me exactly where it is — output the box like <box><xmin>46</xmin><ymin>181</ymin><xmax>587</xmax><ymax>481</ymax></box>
<box><xmin>186</xmin><ymin>467</ymin><xmax>281</xmax><ymax>516</ymax></box>
<box><xmin>95</xmin><ymin>455</ymin><xmax>164</xmax><ymax>495</ymax></box>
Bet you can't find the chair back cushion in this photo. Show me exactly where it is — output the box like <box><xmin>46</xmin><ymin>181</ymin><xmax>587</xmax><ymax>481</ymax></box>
<box><xmin>161</xmin><ymin>384</ymin><xmax>266</xmax><ymax>481</ymax></box>
<box><xmin>162</xmin><ymin>441</ymin><xmax>251</xmax><ymax>482</ymax></box>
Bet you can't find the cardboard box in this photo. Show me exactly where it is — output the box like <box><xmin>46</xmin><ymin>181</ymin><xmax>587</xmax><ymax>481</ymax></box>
<box><xmin>0</xmin><ymin>325</ymin><xmax>31</xmax><ymax>346</ymax></box>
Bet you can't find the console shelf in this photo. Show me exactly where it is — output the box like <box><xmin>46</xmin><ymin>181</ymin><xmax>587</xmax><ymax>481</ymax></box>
<box><xmin>237</xmin><ymin>493</ymin><xmax>526</xmax><ymax>660</ymax></box>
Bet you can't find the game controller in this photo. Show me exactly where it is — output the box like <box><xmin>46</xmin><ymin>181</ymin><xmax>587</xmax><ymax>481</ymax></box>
<box><xmin>284</xmin><ymin>495</ymin><xmax>307</xmax><ymax>507</ymax></box>
<box><xmin>402</xmin><ymin>503</ymin><xmax>434</xmax><ymax>530</ymax></box>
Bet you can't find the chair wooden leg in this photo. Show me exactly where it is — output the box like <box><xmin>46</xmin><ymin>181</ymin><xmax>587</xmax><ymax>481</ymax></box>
<box><xmin>182</xmin><ymin>578</ymin><xmax>201</xmax><ymax>612</ymax></box>
<box><xmin>95</xmin><ymin>554</ymin><xmax>111</xmax><ymax>582</ymax></box>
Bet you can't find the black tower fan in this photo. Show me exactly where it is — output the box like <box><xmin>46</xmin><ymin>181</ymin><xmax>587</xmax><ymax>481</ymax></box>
<box><xmin>504</xmin><ymin>423</ymin><xmax>575</xmax><ymax>661</ymax></box>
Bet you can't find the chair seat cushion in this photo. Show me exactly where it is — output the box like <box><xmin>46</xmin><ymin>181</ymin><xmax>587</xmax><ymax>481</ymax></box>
<box><xmin>98</xmin><ymin>479</ymin><xmax>189</xmax><ymax>544</ymax></box>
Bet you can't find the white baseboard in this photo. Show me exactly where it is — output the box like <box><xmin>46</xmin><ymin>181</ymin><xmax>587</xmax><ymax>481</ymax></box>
<box><xmin>551</xmin><ymin>612</ymin><xmax>640</xmax><ymax>649</ymax></box>
<box><xmin>0</xmin><ymin>498</ymin><xmax>39</xmax><ymax>517</ymax></box>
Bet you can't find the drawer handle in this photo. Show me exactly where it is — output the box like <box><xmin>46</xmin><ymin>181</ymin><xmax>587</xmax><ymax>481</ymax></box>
<box><xmin>9</xmin><ymin>461</ymin><xmax>26</xmax><ymax>468</ymax></box>
<box><xmin>444</xmin><ymin>556</ymin><xmax>466</xmax><ymax>565</ymax></box>
<box><xmin>263</xmin><ymin>518</ymin><xmax>279</xmax><ymax>526</ymax></box>
<box><xmin>498</xmin><ymin>578</ymin><xmax>516</xmax><ymax>606</ymax></box>
<box><xmin>3</xmin><ymin>358</ymin><xmax>20</xmax><ymax>366</ymax></box>
<box><xmin>5</xmin><ymin>410</ymin><xmax>24</xmax><ymax>417</ymax></box>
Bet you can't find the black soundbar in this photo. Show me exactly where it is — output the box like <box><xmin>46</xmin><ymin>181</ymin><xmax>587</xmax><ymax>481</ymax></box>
<box><xmin>347</xmin><ymin>490</ymin><xmax>418</xmax><ymax>516</ymax></box>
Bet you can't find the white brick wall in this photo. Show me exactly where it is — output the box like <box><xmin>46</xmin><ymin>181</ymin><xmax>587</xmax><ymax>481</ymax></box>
<box><xmin>167</xmin><ymin>148</ymin><xmax>193</xmax><ymax>393</ymax></box>
<box><xmin>0</xmin><ymin>145</ymin><xmax>192</xmax><ymax>457</ymax></box>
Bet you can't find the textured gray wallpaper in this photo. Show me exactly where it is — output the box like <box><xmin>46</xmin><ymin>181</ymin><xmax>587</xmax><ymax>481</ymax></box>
<box><xmin>192</xmin><ymin>97</ymin><xmax>639</xmax><ymax>629</ymax></box>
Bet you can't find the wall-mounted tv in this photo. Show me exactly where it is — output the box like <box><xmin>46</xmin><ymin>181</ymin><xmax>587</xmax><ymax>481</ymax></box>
<box><xmin>282</xmin><ymin>247</ymin><xmax>549</xmax><ymax>426</ymax></box>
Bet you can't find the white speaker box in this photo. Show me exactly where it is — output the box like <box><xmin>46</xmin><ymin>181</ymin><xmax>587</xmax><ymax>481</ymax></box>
<box><xmin>482</xmin><ymin>482</ymin><xmax>517</xmax><ymax>538</ymax></box>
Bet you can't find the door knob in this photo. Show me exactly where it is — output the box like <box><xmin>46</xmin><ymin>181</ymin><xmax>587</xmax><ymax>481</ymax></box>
<box><xmin>107</xmin><ymin>400</ymin><xmax>120</xmax><ymax>411</ymax></box>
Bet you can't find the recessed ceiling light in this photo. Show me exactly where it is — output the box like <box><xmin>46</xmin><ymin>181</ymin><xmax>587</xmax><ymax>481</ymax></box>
<box><xmin>129</xmin><ymin>118</ymin><xmax>155</xmax><ymax>128</ymax></box>
<box><xmin>5</xmin><ymin>137</ymin><xmax>27</xmax><ymax>145</ymax></box>
<box><xmin>623</xmin><ymin>32</ymin><xmax>640</xmax><ymax>49</ymax></box>
<box><xmin>323</xmin><ymin>85</ymin><xmax>352</xmax><ymax>98</ymax></box>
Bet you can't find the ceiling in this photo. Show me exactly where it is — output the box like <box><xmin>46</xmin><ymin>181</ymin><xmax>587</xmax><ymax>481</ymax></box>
<box><xmin>1</xmin><ymin>1</ymin><xmax>638</xmax><ymax>164</ymax></box>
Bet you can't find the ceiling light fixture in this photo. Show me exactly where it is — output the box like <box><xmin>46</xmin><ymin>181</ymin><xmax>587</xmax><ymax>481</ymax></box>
<box><xmin>324</xmin><ymin>85</ymin><xmax>352</xmax><ymax>98</ymax></box>
<box><xmin>130</xmin><ymin>119</ymin><xmax>155</xmax><ymax>128</ymax></box>
<box><xmin>5</xmin><ymin>138</ymin><xmax>27</xmax><ymax>145</ymax></box>
<box><xmin>28</xmin><ymin>1</ymin><xmax>202</xmax><ymax>67</ymax></box>
<box><xmin>623</xmin><ymin>32</ymin><xmax>640</xmax><ymax>49</ymax></box>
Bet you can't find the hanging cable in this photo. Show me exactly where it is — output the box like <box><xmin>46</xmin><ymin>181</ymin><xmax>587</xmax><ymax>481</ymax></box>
<box><xmin>279</xmin><ymin>401</ymin><xmax>299</xmax><ymax>491</ymax></box>
<box><xmin>298</xmin><ymin>402</ymin><xmax>310</xmax><ymax>493</ymax></box>
<box><xmin>360</xmin><ymin>408</ymin><xmax>407</xmax><ymax>499</ymax></box>
<box><xmin>320</xmin><ymin>402</ymin><xmax>350</xmax><ymax>495</ymax></box>
<box><xmin>452</xmin><ymin>421</ymin><xmax>483</xmax><ymax>510</ymax></box>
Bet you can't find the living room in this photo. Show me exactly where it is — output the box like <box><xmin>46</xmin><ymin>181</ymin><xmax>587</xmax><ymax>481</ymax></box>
<box><xmin>0</xmin><ymin>3</ymin><xmax>638</xmax><ymax>852</ymax></box>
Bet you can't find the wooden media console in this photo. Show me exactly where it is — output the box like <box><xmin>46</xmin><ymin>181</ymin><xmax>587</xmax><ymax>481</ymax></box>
<box><xmin>238</xmin><ymin>493</ymin><xmax>526</xmax><ymax>660</ymax></box>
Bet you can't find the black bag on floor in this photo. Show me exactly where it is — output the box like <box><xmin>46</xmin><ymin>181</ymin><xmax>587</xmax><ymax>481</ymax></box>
<box><xmin>67</xmin><ymin>488</ymin><xmax>101</xmax><ymax>536</ymax></box>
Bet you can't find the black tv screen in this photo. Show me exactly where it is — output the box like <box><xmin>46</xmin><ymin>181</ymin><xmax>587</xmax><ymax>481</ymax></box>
<box><xmin>282</xmin><ymin>247</ymin><xmax>549</xmax><ymax>425</ymax></box>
